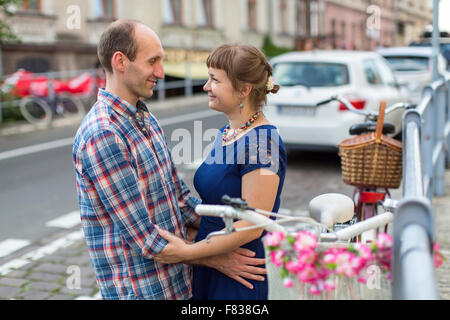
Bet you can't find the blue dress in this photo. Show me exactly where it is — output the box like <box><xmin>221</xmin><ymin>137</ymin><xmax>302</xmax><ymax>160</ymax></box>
<box><xmin>192</xmin><ymin>124</ymin><xmax>287</xmax><ymax>300</ymax></box>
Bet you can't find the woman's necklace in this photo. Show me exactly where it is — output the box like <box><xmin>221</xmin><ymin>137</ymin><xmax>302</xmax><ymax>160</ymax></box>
<box><xmin>222</xmin><ymin>111</ymin><xmax>261</xmax><ymax>143</ymax></box>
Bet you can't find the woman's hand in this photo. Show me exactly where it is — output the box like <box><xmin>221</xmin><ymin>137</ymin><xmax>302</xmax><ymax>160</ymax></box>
<box><xmin>153</xmin><ymin>226</ymin><xmax>191</xmax><ymax>264</ymax></box>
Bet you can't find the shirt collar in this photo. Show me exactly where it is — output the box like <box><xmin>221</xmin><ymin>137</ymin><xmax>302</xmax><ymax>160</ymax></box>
<box><xmin>97</xmin><ymin>88</ymin><xmax>149</xmax><ymax>118</ymax></box>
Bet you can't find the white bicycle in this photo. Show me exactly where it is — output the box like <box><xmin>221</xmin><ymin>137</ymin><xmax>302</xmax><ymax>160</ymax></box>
<box><xmin>195</xmin><ymin>194</ymin><xmax>397</xmax><ymax>300</ymax></box>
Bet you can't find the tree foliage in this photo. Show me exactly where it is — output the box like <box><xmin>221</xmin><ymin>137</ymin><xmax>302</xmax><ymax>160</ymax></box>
<box><xmin>261</xmin><ymin>34</ymin><xmax>292</xmax><ymax>59</ymax></box>
<box><xmin>0</xmin><ymin>0</ymin><xmax>20</xmax><ymax>45</ymax></box>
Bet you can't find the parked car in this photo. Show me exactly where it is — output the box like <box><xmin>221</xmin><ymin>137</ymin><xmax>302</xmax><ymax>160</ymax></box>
<box><xmin>265</xmin><ymin>50</ymin><xmax>409</xmax><ymax>152</ymax></box>
<box><xmin>409</xmin><ymin>38</ymin><xmax>450</xmax><ymax>70</ymax></box>
<box><xmin>377</xmin><ymin>46</ymin><xmax>448</xmax><ymax>104</ymax></box>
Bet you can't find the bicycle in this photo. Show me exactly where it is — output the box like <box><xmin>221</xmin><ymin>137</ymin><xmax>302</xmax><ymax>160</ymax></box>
<box><xmin>194</xmin><ymin>194</ymin><xmax>398</xmax><ymax>299</ymax></box>
<box><xmin>315</xmin><ymin>96</ymin><xmax>413</xmax><ymax>242</ymax></box>
<box><xmin>19</xmin><ymin>93</ymin><xmax>85</xmax><ymax>126</ymax></box>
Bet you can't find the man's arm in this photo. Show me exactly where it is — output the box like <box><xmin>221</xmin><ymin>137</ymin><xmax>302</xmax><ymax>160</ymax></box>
<box><xmin>79</xmin><ymin>130</ymin><xmax>167</xmax><ymax>257</ymax></box>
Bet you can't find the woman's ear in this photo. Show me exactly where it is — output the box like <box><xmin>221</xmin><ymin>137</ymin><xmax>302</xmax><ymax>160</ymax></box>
<box><xmin>240</xmin><ymin>82</ymin><xmax>253</xmax><ymax>98</ymax></box>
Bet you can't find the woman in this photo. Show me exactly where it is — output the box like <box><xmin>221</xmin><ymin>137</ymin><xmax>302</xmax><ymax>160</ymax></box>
<box><xmin>154</xmin><ymin>44</ymin><xmax>287</xmax><ymax>300</ymax></box>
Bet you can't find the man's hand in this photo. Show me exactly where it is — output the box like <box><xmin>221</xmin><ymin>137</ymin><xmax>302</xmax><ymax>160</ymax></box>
<box><xmin>204</xmin><ymin>248</ymin><xmax>267</xmax><ymax>290</ymax></box>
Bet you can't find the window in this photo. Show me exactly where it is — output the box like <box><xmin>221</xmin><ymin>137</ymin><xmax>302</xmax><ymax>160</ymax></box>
<box><xmin>296</xmin><ymin>0</ymin><xmax>307</xmax><ymax>36</ymax></box>
<box><xmin>280</xmin><ymin>0</ymin><xmax>287</xmax><ymax>34</ymax></box>
<box><xmin>248</xmin><ymin>0</ymin><xmax>257</xmax><ymax>31</ymax></box>
<box><xmin>164</xmin><ymin>0</ymin><xmax>183</xmax><ymax>25</ymax></box>
<box><xmin>363</xmin><ymin>59</ymin><xmax>383</xmax><ymax>85</ymax></box>
<box><xmin>310</xmin><ymin>1</ymin><xmax>319</xmax><ymax>36</ymax></box>
<box><xmin>93</xmin><ymin>0</ymin><xmax>115</xmax><ymax>19</ymax></box>
<box><xmin>21</xmin><ymin>0</ymin><xmax>41</xmax><ymax>11</ymax></box>
<box><xmin>273</xmin><ymin>62</ymin><xmax>350</xmax><ymax>87</ymax></box>
<box><xmin>198</xmin><ymin>0</ymin><xmax>214</xmax><ymax>28</ymax></box>
<box><xmin>374</xmin><ymin>58</ymin><xmax>397</xmax><ymax>86</ymax></box>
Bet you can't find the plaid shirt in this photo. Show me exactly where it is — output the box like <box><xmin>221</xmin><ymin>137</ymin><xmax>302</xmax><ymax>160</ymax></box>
<box><xmin>72</xmin><ymin>89</ymin><xmax>200</xmax><ymax>300</ymax></box>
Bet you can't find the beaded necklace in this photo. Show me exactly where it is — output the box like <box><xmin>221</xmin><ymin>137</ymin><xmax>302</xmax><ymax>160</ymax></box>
<box><xmin>222</xmin><ymin>111</ymin><xmax>261</xmax><ymax>143</ymax></box>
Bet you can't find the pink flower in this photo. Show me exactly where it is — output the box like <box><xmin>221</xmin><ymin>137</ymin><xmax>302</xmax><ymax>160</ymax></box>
<box><xmin>434</xmin><ymin>243</ymin><xmax>445</xmax><ymax>268</ymax></box>
<box><xmin>270</xmin><ymin>250</ymin><xmax>285</xmax><ymax>267</ymax></box>
<box><xmin>283</xmin><ymin>277</ymin><xmax>294</xmax><ymax>288</ymax></box>
<box><xmin>264</xmin><ymin>232</ymin><xmax>285</xmax><ymax>247</ymax></box>
<box><xmin>285</xmin><ymin>260</ymin><xmax>302</xmax><ymax>274</ymax></box>
<box><xmin>375</xmin><ymin>233</ymin><xmax>393</xmax><ymax>249</ymax></box>
<box><xmin>335</xmin><ymin>252</ymin><xmax>356</xmax><ymax>277</ymax></box>
<box><xmin>293</xmin><ymin>231</ymin><xmax>318</xmax><ymax>252</ymax></box>
<box><xmin>308</xmin><ymin>283</ymin><xmax>322</xmax><ymax>295</ymax></box>
<box><xmin>354</xmin><ymin>243</ymin><xmax>374</xmax><ymax>261</ymax></box>
<box><xmin>298</xmin><ymin>265</ymin><xmax>319</xmax><ymax>283</ymax></box>
<box><xmin>298</xmin><ymin>249</ymin><xmax>318</xmax><ymax>266</ymax></box>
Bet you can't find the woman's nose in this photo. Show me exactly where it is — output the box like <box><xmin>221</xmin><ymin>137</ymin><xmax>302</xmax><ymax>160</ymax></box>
<box><xmin>203</xmin><ymin>79</ymin><xmax>210</xmax><ymax>92</ymax></box>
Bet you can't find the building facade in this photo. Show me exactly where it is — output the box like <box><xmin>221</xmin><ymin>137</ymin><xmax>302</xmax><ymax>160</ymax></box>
<box><xmin>0</xmin><ymin>0</ymin><xmax>433</xmax><ymax>76</ymax></box>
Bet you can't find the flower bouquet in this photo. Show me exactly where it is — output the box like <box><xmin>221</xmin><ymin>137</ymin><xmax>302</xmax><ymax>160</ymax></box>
<box><xmin>264</xmin><ymin>231</ymin><xmax>444</xmax><ymax>300</ymax></box>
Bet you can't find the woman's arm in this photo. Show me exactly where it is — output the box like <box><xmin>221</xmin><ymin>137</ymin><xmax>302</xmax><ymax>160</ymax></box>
<box><xmin>153</xmin><ymin>168</ymin><xmax>280</xmax><ymax>263</ymax></box>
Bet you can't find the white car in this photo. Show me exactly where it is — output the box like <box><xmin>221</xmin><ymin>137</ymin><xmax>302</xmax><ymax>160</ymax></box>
<box><xmin>265</xmin><ymin>50</ymin><xmax>409</xmax><ymax>151</ymax></box>
<box><xmin>377</xmin><ymin>46</ymin><xmax>448</xmax><ymax>104</ymax></box>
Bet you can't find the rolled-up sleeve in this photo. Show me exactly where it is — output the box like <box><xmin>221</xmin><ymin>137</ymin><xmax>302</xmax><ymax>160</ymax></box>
<box><xmin>80</xmin><ymin>130</ymin><xmax>167</xmax><ymax>257</ymax></box>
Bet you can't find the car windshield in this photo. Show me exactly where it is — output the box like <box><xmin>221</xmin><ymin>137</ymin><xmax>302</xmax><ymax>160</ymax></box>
<box><xmin>383</xmin><ymin>56</ymin><xmax>429</xmax><ymax>71</ymax></box>
<box><xmin>272</xmin><ymin>62</ymin><xmax>350</xmax><ymax>87</ymax></box>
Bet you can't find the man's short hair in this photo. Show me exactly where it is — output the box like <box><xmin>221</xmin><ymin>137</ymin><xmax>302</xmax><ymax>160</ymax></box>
<box><xmin>97</xmin><ymin>19</ymin><xmax>140</xmax><ymax>73</ymax></box>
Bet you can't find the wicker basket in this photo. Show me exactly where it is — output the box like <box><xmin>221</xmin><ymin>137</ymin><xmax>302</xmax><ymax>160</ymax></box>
<box><xmin>338</xmin><ymin>101</ymin><xmax>402</xmax><ymax>189</ymax></box>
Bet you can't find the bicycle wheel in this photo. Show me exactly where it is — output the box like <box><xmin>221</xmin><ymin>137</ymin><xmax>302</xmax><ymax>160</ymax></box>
<box><xmin>19</xmin><ymin>96</ymin><xmax>53</xmax><ymax>126</ymax></box>
<box><xmin>56</xmin><ymin>94</ymin><xmax>85</xmax><ymax>119</ymax></box>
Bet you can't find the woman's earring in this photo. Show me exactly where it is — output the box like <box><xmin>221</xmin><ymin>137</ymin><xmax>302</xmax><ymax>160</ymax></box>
<box><xmin>239</xmin><ymin>102</ymin><xmax>244</xmax><ymax>108</ymax></box>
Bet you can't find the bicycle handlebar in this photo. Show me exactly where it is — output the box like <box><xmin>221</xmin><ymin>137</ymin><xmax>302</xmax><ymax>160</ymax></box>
<box><xmin>316</xmin><ymin>95</ymin><xmax>412</xmax><ymax>118</ymax></box>
<box><xmin>195</xmin><ymin>201</ymin><xmax>395</xmax><ymax>243</ymax></box>
<box><xmin>195</xmin><ymin>204</ymin><xmax>286</xmax><ymax>233</ymax></box>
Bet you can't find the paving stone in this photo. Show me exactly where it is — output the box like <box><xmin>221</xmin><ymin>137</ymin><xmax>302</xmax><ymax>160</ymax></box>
<box><xmin>18</xmin><ymin>290</ymin><xmax>51</xmax><ymax>300</ymax></box>
<box><xmin>0</xmin><ymin>286</ymin><xmax>22</xmax><ymax>299</ymax></box>
<box><xmin>27</xmin><ymin>281</ymin><xmax>60</xmax><ymax>292</ymax></box>
<box><xmin>60</xmin><ymin>286</ymin><xmax>95</xmax><ymax>297</ymax></box>
<box><xmin>2</xmin><ymin>270</ymin><xmax>28</xmax><ymax>279</ymax></box>
<box><xmin>0</xmin><ymin>277</ymin><xmax>29</xmax><ymax>288</ymax></box>
<box><xmin>48</xmin><ymin>294</ymin><xmax>75</xmax><ymax>300</ymax></box>
<box><xmin>26</xmin><ymin>272</ymin><xmax>63</xmax><ymax>282</ymax></box>
<box><xmin>33</xmin><ymin>263</ymin><xmax>69</xmax><ymax>275</ymax></box>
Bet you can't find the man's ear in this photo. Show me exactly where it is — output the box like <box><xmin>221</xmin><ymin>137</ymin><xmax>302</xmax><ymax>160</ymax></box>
<box><xmin>111</xmin><ymin>51</ymin><xmax>127</xmax><ymax>73</ymax></box>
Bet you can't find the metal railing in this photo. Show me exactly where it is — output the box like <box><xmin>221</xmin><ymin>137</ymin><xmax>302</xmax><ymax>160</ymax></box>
<box><xmin>392</xmin><ymin>73</ymin><xmax>450</xmax><ymax>300</ymax></box>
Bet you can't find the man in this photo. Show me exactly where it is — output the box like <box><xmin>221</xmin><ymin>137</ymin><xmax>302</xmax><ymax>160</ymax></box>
<box><xmin>72</xmin><ymin>19</ymin><xmax>266</xmax><ymax>300</ymax></box>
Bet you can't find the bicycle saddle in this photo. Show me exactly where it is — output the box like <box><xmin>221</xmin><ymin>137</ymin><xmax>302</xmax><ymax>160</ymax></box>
<box><xmin>349</xmin><ymin>121</ymin><xmax>395</xmax><ymax>135</ymax></box>
<box><xmin>308</xmin><ymin>193</ymin><xmax>354</xmax><ymax>228</ymax></box>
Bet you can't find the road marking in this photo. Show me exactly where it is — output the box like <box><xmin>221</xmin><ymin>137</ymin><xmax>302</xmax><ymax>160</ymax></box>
<box><xmin>0</xmin><ymin>109</ymin><xmax>219</xmax><ymax>161</ymax></box>
<box><xmin>183</xmin><ymin>157</ymin><xmax>204</xmax><ymax>170</ymax></box>
<box><xmin>0</xmin><ymin>230</ymin><xmax>84</xmax><ymax>276</ymax></box>
<box><xmin>0</xmin><ymin>137</ymin><xmax>74</xmax><ymax>161</ymax></box>
<box><xmin>0</xmin><ymin>239</ymin><xmax>31</xmax><ymax>258</ymax></box>
<box><xmin>159</xmin><ymin>109</ymin><xmax>218</xmax><ymax>126</ymax></box>
<box><xmin>45</xmin><ymin>211</ymin><xmax>81</xmax><ymax>229</ymax></box>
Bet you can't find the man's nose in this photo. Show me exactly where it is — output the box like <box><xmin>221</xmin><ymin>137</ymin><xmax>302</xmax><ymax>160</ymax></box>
<box><xmin>154</xmin><ymin>62</ymin><xmax>164</xmax><ymax>79</ymax></box>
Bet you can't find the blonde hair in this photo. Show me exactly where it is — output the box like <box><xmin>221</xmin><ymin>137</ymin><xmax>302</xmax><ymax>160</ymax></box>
<box><xmin>206</xmin><ymin>44</ymin><xmax>280</xmax><ymax>110</ymax></box>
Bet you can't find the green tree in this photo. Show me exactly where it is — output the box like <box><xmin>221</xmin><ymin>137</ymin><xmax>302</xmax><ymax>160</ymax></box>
<box><xmin>0</xmin><ymin>0</ymin><xmax>20</xmax><ymax>45</ymax></box>
<box><xmin>261</xmin><ymin>34</ymin><xmax>292</xmax><ymax>59</ymax></box>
